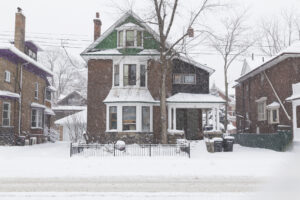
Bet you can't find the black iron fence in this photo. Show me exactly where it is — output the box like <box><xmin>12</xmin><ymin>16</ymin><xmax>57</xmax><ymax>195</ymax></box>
<box><xmin>70</xmin><ymin>143</ymin><xmax>190</xmax><ymax>158</ymax></box>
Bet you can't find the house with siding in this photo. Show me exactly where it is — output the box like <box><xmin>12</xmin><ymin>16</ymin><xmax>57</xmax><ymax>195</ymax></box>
<box><xmin>0</xmin><ymin>8</ymin><xmax>55</xmax><ymax>145</ymax></box>
<box><xmin>81</xmin><ymin>11</ymin><xmax>224</xmax><ymax>144</ymax></box>
<box><xmin>235</xmin><ymin>42</ymin><xmax>300</xmax><ymax>136</ymax></box>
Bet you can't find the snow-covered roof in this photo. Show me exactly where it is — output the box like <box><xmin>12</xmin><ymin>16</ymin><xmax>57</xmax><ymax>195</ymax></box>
<box><xmin>103</xmin><ymin>88</ymin><xmax>157</xmax><ymax>103</ymax></box>
<box><xmin>116</xmin><ymin>22</ymin><xmax>144</xmax><ymax>31</ymax></box>
<box><xmin>0</xmin><ymin>45</ymin><xmax>53</xmax><ymax>76</ymax></box>
<box><xmin>286</xmin><ymin>82</ymin><xmax>300</xmax><ymax>101</ymax></box>
<box><xmin>175</xmin><ymin>54</ymin><xmax>215</xmax><ymax>75</ymax></box>
<box><xmin>266</xmin><ymin>102</ymin><xmax>280</xmax><ymax>109</ymax></box>
<box><xmin>45</xmin><ymin>107</ymin><xmax>55</xmax><ymax>116</ymax></box>
<box><xmin>56</xmin><ymin>91</ymin><xmax>86</xmax><ymax>105</ymax></box>
<box><xmin>47</xmin><ymin>86</ymin><xmax>56</xmax><ymax>92</ymax></box>
<box><xmin>167</xmin><ymin>93</ymin><xmax>225</xmax><ymax>103</ymax></box>
<box><xmin>0</xmin><ymin>90</ymin><xmax>20</xmax><ymax>99</ymax></box>
<box><xmin>31</xmin><ymin>102</ymin><xmax>46</xmax><ymax>109</ymax></box>
<box><xmin>55</xmin><ymin>109</ymin><xmax>87</xmax><ymax>125</ymax></box>
<box><xmin>52</xmin><ymin>105</ymin><xmax>86</xmax><ymax>111</ymax></box>
<box><xmin>236</xmin><ymin>41</ymin><xmax>300</xmax><ymax>83</ymax></box>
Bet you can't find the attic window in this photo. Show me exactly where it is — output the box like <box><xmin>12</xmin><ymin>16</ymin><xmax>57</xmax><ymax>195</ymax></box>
<box><xmin>117</xmin><ymin>23</ymin><xmax>144</xmax><ymax>48</ymax></box>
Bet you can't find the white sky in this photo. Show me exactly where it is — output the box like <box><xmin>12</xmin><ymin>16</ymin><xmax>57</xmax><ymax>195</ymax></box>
<box><xmin>1</xmin><ymin>0</ymin><xmax>300</xmax><ymax>94</ymax></box>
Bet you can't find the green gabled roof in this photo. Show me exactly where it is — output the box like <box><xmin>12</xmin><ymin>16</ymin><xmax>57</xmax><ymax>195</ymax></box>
<box><xmin>81</xmin><ymin>11</ymin><xmax>161</xmax><ymax>56</ymax></box>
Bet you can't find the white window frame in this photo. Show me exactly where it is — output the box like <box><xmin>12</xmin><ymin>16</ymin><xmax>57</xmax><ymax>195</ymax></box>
<box><xmin>45</xmin><ymin>88</ymin><xmax>52</xmax><ymax>102</ymax></box>
<box><xmin>34</xmin><ymin>82</ymin><xmax>39</xmax><ymax>100</ymax></box>
<box><xmin>2</xmin><ymin>102</ymin><xmax>11</xmax><ymax>127</ymax></box>
<box><xmin>106</xmin><ymin>103</ymin><xmax>153</xmax><ymax>133</ymax></box>
<box><xmin>112</xmin><ymin>59</ymin><xmax>147</xmax><ymax>88</ymax></box>
<box><xmin>4</xmin><ymin>70</ymin><xmax>11</xmax><ymax>83</ymax></box>
<box><xmin>256</xmin><ymin>97</ymin><xmax>267</xmax><ymax>121</ymax></box>
<box><xmin>117</xmin><ymin>29</ymin><xmax>144</xmax><ymax>49</ymax></box>
<box><xmin>108</xmin><ymin>106</ymin><xmax>118</xmax><ymax>131</ymax></box>
<box><xmin>31</xmin><ymin>108</ymin><xmax>43</xmax><ymax>129</ymax></box>
<box><xmin>268</xmin><ymin>108</ymin><xmax>280</xmax><ymax>124</ymax></box>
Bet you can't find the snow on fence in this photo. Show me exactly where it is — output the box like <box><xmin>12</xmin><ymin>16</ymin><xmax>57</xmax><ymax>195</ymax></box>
<box><xmin>70</xmin><ymin>143</ymin><xmax>191</xmax><ymax>158</ymax></box>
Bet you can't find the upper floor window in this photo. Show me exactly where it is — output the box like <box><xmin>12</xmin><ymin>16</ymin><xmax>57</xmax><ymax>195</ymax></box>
<box><xmin>45</xmin><ymin>89</ymin><xmax>51</xmax><ymax>101</ymax></box>
<box><xmin>34</xmin><ymin>82</ymin><xmax>39</xmax><ymax>99</ymax></box>
<box><xmin>4</xmin><ymin>71</ymin><xmax>11</xmax><ymax>83</ymax></box>
<box><xmin>114</xmin><ymin>65</ymin><xmax>120</xmax><ymax>86</ymax></box>
<box><xmin>140</xmin><ymin>65</ymin><xmax>146</xmax><ymax>87</ymax></box>
<box><xmin>173</xmin><ymin>74</ymin><xmax>196</xmax><ymax>84</ymax></box>
<box><xmin>117</xmin><ymin>23</ymin><xmax>144</xmax><ymax>48</ymax></box>
<box><xmin>123</xmin><ymin>64</ymin><xmax>136</xmax><ymax>86</ymax></box>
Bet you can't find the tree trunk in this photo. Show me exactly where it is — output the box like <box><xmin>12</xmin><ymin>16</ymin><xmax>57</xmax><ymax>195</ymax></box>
<box><xmin>224</xmin><ymin>65</ymin><xmax>228</xmax><ymax>133</ymax></box>
<box><xmin>160</xmin><ymin>58</ymin><xmax>168</xmax><ymax>144</ymax></box>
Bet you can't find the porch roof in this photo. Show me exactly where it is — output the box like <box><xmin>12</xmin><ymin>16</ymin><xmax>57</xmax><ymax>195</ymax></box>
<box><xmin>0</xmin><ymin>90</ymin><xmax>20</xmax><ymax>99</ymax></box>
<box><xmin>167</xmin><ymin>93</ymin><xmax>225</xmax><ymax>104</ymax></box>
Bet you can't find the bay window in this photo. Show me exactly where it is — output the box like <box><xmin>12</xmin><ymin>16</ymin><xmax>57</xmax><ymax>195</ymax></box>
<box><xmin>114</xmin><ymin>65</ymin><xmax>120</xmax><ymax>86</ymax></box>
<box><xmin>123</xmin><ymin>106</ymin><xmax>136</xmax><ymax>131</ymax></box>
<box><xmin>109</xmin><ymin>106</ymin><xmax>117</xmax><ymax>130</ymax></box>
<box><xmin>123</xmin><ymin>64</ymin><xmax>136</xmax><ymax>86</ymax></box>
<box><xmin>2</xmin><ymin>102</ymin><xmax>11</xmax><ymax>127</ymax></box>
<box><xmin>31</xmin><ymin>109</ymin><xmax>43</xmax><ymax>128</ymax></box>
<box><xmin>142</xmin><ymin>106</ymin><xmax>150</xmax><ymax>132</ymax></box>
<box><xmin>140</xmin><ymin>65</ymin><xmax>146</xmax><ymax>87</ymax></box>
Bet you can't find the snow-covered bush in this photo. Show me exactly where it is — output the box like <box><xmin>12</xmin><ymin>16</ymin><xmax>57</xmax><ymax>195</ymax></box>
<box><xmin>115</xmin><ymin>140</ymin><xmax>126</xmax><ymax>151</ymax></box>
<box><xmin>44</xmin><ymin>127</ymin><xmax>60</xmax><ymax>142</ymax></box>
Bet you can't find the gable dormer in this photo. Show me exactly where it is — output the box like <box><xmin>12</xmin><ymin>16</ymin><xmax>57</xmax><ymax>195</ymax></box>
<box><xmin>116</xmin><ymin>22</ymin><xmax>144</xmax><ymax>49</ymax></box>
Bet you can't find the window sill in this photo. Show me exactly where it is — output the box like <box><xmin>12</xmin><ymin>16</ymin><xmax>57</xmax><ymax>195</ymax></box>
<box><xmin>31</xmin><ymin>127</ymin><xmax>43</xmax><ymax>130</ymax></box>
<box><xmin>1</xmin><ymin>126</ymin><xmax>14</xmax><ymax>128</ymax></box>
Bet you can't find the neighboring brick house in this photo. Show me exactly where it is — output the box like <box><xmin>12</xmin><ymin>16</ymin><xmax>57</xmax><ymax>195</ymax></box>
<box><xmin>81</xmin><ymin>11</ymin><xmax>224</xmax><ymax>144</ymax></box>
<box><xmin>0</xmin><ymin>8</ymin><xmax>55</xmax><ymax>145</ymax></box>
<box><xmin>235</xmin><ymin>42</ymin><xmax>300</xmax><ymax>135</ymax></box>
<box><xmin>53</xmin><ymin>91</ymin><xmax>86</xmax><ymax>120</ymax></box>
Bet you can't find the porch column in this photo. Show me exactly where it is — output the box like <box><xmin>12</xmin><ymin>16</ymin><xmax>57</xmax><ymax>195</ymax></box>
<box><xmin>212</xmin><ymin>108</ymin><xmax>216</xmax><ymax>130</ymax></box>
<box><xmin>168</xmin><ymin>106</ymin><xmax>172</xmax><ymax>130</ymax></box>
<box><xmin>216</xmin><ymin>106</ymin><xmax>220</xmax><ymax>131</ymax></box>
<box><xmin>173</xmin><ymin>107</ymin><xmax>177</xmax><ymax>130</ymax></box>
<box><xmin>205</xmin><ymin>109</ymin><xmax>208</xmax><ymax>126</ymax></box>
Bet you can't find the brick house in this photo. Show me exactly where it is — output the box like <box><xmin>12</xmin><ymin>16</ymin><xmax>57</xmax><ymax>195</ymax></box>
<box><xmin>0</xmin><ymin>8</ymin><xmax>55</xmax><ymax>145</ymax></box>
<box><xmin>81</xmin><ymin>11</ymin><xmax>224</xmax><ymax>144</ymax></box>
<box><xmin>235</xmin><ymin>42</ymin><xmax>300</xmax><ymax>136</ymax></box>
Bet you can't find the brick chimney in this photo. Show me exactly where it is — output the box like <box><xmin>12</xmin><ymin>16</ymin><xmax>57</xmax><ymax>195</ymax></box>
<box><xmin>14</xmin><ymin>7</ymin><xmax>26</xmax><ymax>52</ymax></box>
<box><xmin>93</xmin><ymin>12</ymin><xmax>102</xmax><ymax>41</ymax></box>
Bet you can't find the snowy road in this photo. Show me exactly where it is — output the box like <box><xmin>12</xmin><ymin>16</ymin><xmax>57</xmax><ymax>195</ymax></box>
<box><xmin>0</xmin><ymin>176</ymin><xmax>264</xmax><ymax>192</ymax></box>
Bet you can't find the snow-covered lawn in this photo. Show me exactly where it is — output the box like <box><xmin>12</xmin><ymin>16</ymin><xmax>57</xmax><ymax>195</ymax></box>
<box><xmin>0</xmin><ymin>141</ymin><xmax>294</xmax><ymax>178</ymax></box>
<box><xmin>0</xmin><ymin>141</ymin><xmax>299</xmax><ymax>199</ymax></box>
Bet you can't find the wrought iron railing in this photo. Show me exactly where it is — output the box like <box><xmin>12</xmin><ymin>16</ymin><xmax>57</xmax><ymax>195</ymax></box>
<box><xmin>70</xmin><ymin>143</ymin><xmax>190</xmax><ymax>158</ymax></box>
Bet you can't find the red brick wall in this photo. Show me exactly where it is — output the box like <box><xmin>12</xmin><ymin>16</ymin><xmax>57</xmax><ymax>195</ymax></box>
<box><xmin>87</xmin><ymin>59</ymin><xmax>112</xmax><ymax>142</ymax></box>
<box><xmin>236</xmin><ymin>57</ymin><xmax>300</xmax><ymax>133</ymax></box>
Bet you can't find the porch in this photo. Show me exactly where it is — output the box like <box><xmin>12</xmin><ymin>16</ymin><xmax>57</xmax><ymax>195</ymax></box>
<box><xmin>167</xmin><ymin>93</ymin><xmax>225</xmax><ymax>140</ymax></box>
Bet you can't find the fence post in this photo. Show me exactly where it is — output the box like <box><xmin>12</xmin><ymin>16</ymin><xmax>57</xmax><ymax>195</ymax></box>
<box><xmin>70</xmin><ymin>143</ymin><xmax>72</xmax><ymax>157</ymax></box>
<box><xmin>188</xmin><ymin>143</ymin><xmax>191</xmax><ymax>158</ymax></box>
<box><xmin>149</xmin><ymin>144</ymin><xmax>151</xmax><ymax>157</ymax></box>
<box><xmin>113</xmin><ymin>143</ymin><xmax>116</xmax><ymax>157</ymax></box>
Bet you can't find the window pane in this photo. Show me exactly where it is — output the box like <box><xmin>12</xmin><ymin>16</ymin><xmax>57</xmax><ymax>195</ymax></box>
<box><xmin>272</xmin><ymin>109</ymin><xmax>277</xmax><ymax>122</ymax></box>
<box><xmin>118</xmin><ymin>31</ymin><xmax>123</xmax><ymax>47</ymax></box>
<box><xmin>137</xmin><ymin>31</ymin><xmax>142</xmax><ymax>46</ymax></box>
<box><xmin>32</xmin><ymin>110</ymin><xmax>37</xmax><ymax>127</ymax></box>
<box><xmin>2</xmin><ymin>103</ymin><xmax>10</xmax><ymax>126</ymax></box>
<box><xmin>123</xmin><ymin>106</ymin><xmax>136</xmax><ymax>131</ymax></box>
<box><xmin>123</xmin><ymin>64</ymin><xmax>136</xmax><ymax>86</ymax></box>
<box><xmin>126</xmin><ymin>30</ymin><xmax>134</xmax><ymax>46</ymax></box>
<box><xmin>114</xmin><ymin>65</ymin><xmax>119</xmax><ymax>86</ymax></box>
<box><xmin>297</xmin><ymin>106</ymin><xmax>300</xmax><ymax>128</ymax></box>
<box><xmin>46</xmin><ymin>90</ymin><xmax>51</xmax><ymax>100</ymax></box>
<box><xmin>38</xmin><ymin>110</ymin><xmax>43</xmax><ymax>128</ymax></box>
<box><xmin>184</xmin><ymin>75</ymin><xmax>195</xmax><ymax>84</ymax></box>
<box><xmin>109</xmin><ymin>106</ymin><xmax>117</xmax><ymax>130</ymax></box>
<box><xmin>142</xmin><ymin>106</ymin><xmax>150</xmax><ymax>132</ymax></box>
<box><xmin>140</xmin><ymin>65</ymin><xmax>146</xmax><ymax>87</ymax></box>
<box><xmin>173</xmin><ymin>74</ymin><xmax>182</xmax><ymax>84</ymax></box>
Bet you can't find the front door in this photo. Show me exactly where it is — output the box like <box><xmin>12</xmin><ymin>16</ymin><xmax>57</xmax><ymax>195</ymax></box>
<box><xmin>176</xmin><ymin>109</ymin><xmax>201</xmax><ymax>140</ymax></box>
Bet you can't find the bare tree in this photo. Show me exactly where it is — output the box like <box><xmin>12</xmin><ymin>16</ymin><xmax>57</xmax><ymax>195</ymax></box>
<box><xmin>209</xmin><ymin>12</ymin><xmax>253</xmax><ymax>132</ymax></box>
<box><xmin>259</xmin><ymin>8</ymin><xmax>300</xmax><ymax>56</ymax></box>
<box><xmin>39</xmin><ymin>47</ymin><xmax>86</xmax><ymax>102</ymax></box>
<box><xmin>148</xmin><ymin>0</ymin><xmax>220</xmax><ymax>143</ymax></box>
<box><xmin>65</xmin><ymin>114</ymin><xmax>87</xmax><ymax>143</ymax></box>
